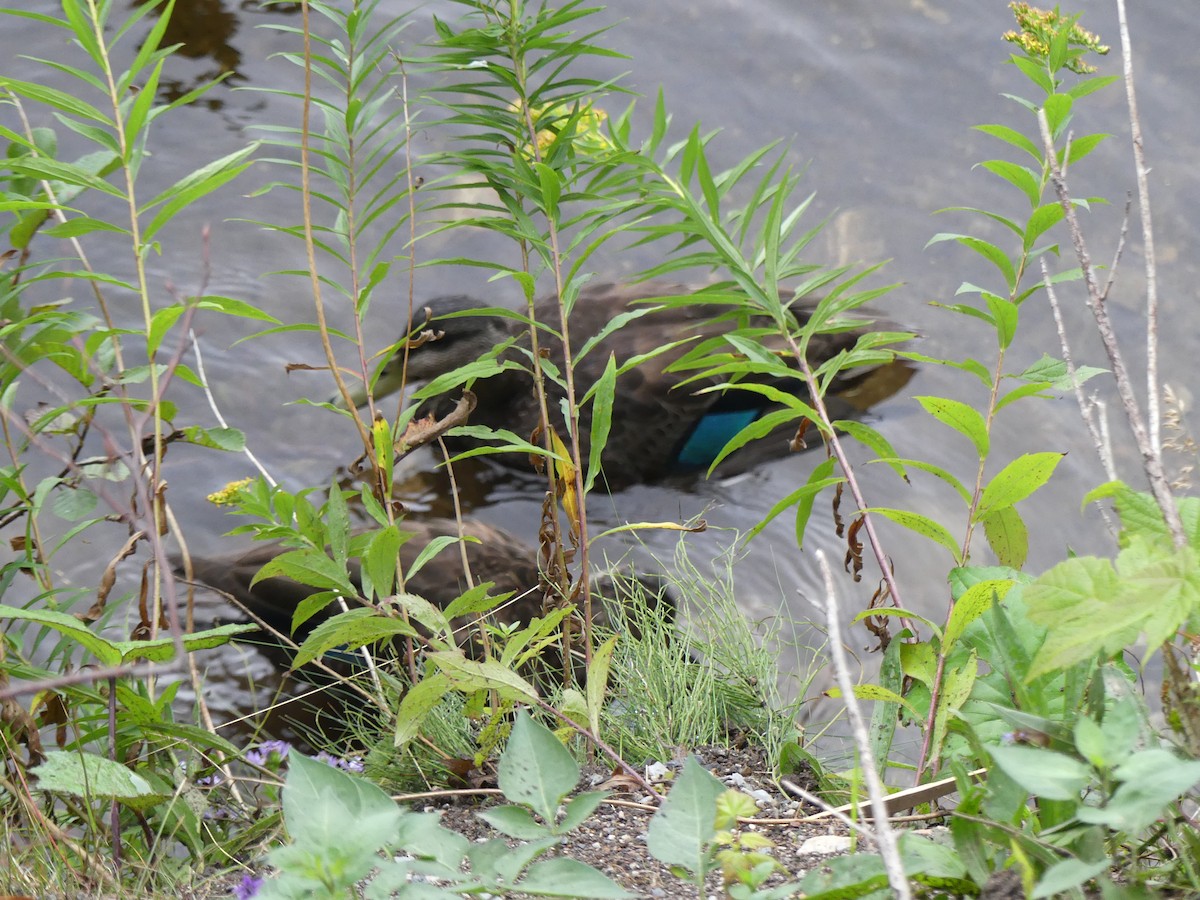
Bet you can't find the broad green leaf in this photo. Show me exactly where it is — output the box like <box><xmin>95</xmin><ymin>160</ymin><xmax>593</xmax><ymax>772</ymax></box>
<box><xmin>518</xmin><ymin>857</ymin><xmax>635</xmax><ymax>898</ymax></box>
<box><xmin>972</xmin><ymin>123</ymin><xmax>1040</xmax><ymax>161</ymax></box>
<box><xmin>360</xmin><ymin>525</ymin><xmax>403</xmax><ymax>602</ymax></box>
<box><xmin>389</xmin><ymin>591</ymin><xmax>452</xmax><ymax>643</ymax></box>
<box><xmin>253</xmin><ymin>548</ymin><xmax>357</xmax><ymax>596</ymax></box>
<box><xmin>646</xmin><ymin>756</ymin><xmax>723</xmax><ymax>882</ymax></box>
<box><xmin>113</xmin><ymin>622</ymin><xmax>257</xmax><ymax>663</ymax></box>
<box><xmin>987</xmin><ymin>744</ymin><xmax>1090</xmax><ymax>801</ymax></box>
<box><xmin>281</xmin><ymin>752</ymin><xmax>401</xmax><ymax>852</ymax></box>
<box><xmin>983</xmin><ymin>293</ymin><xmax>1018</xmax><ymax>348</ymax></box>
<box><xmin>1024</xmin><ymin>202</ymin><xmax>1065</xmax><ymax>249</ymax></box>
<box><xmin>0</xmin><ymin>605</ymin><xmax>120</xmax><ymax>665</ymax></box>
<box><xmin>980</xmin><ymin>159</ymin><xmax>1041</xmax><ymax>208</ymax></box>
<box><xmin>179</xmin><ymin>425</ymin><xmax>246</xmax><ymax>452</ymax></box>
<box><xmin>498</xmin><ymin>711</ymin><xmax>579</xmax><ymax>824</ymax></box>
<box><xmin>1024</xmin><ymin>556</ymin><xmax>1134</xmax><ymax>677</ymax></box>
<box><xmin>1033</xmin><ymin>858</ymin><xmax>1109</xmax><ymax>899</ymax></box>
<box><xmin>33</xmin><ymin>752</ymin><xmax>167</xmax><ymax>810</ymax></box>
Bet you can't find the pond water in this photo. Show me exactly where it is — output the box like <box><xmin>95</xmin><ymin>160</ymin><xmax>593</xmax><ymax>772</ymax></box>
<box><xmin>4</xmin><ymin>0</ymin><xmax>1198</xmax><ymax>755</ymax></box>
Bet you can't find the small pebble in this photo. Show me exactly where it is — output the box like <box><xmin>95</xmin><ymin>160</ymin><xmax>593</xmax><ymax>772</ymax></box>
<box><xmin>799</xmin><ymin>834</ymin><xmax>853</xmax><ymax>855</ymax></box>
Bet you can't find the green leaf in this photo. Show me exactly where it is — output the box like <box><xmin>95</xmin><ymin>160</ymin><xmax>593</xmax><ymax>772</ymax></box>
<box><xmin>868</xmin><ymin>508</ymin><xmax>963</xmax><ymax>564</ymax></box>
<box><xmin>394</xmin><ymin>672</ymin><xmax>451</xmax><ymax>749</ymax></box>
<box><xmin>917</xmin><ymin>396</ymin><xmax>989</xmax><ymax>458</ymax></box>
<box><xmin>983</xmin><ymin>293</ymin><xmax>1018</xmax><ymax>348</ymax></box>
<box><xmin>33</xmin><ymin>752</ymin><xmax>167</xmax><ymax>811</ymax></box>
<box><xmin>944</xmin><ymin>580</ymin><xmax>1011</xmax><ymax>652</ymax></box>
<box><xmin>584</xmin><ymin>355</ymin><xmax>617</xmax><ymax>494</ymax></box>
<box><xmin>281</xmin><ymin>753</ymin><xmax>402</xmax><ymax>854</ymax></box>
<box><xmin>1024</xmin><ymin>556</ymin><xmax>1134</xmax><ymax>677</ymax></box>
<box><xmin>980</xmin><ymin>159</ymin><xmax>1041</xmax><ymax>208</ymax></box>
<box><xmin>113</xmin><ymin>622</ymin><xmax>257</xmax><ymax>663</ymax></box>
<box><xmin>498</xmin><ymin>711</ymin><xmax>579</xmax><ymax>824</ymax></box>
<box><xmin>972</xmin><ymin>123</ymin><xmax>1040</xmax><ymax>161</ymax></box>
<box><xmin>361</xmin><ymin>525</ymin><xmax>403</xmax><ymax>602</ymax></box>
<box><xmin>518</xmin><ymin>857</ymin><xmax>635</xmax><ymax>898</ymax></box>
<box><xmin>1024</xmin><ymin>202</ymin><xmax>1065</xmax><ymax>249</ymax></box>
<box><xmin>253</xmin><ymin>548</ymin><xmax>357</xmax><ymax>596</ymax></box>
<box><xmin>1043</xmin><ymin>93</ymin><xmax>1074</xmax><ymax>139</ymax></box>
<box><xmin>292</xmin><ymin>608</ymin><xmax>417</xmax><ymax>668</ymax></box>
<box><xmin>976</xmin><ymin>452</ymin><xmax>1064</xmax><ymax>518</ymax></box>
<box><xmin>586</xmin><ymin>634</ymin><xmax>618</xmax><ymax>737</ymax></box>
<box><xmin>143</xmin><ymin>144</ymin><xmax>258</xmax><ymax>242</ymax></box>
<box><xmin>987</xmin><ymin>744</ymin><xmax>1091</xmax><ymax>801</ymax></box>
<box><xmin>0</xmin><ymin>605</ymin><xmax>121</xmax><ymax>665</ymax></box>
<box><xmin>981</xmin><ymin>506</ymin><xmax>1029</xmax><ymax>569</ymax></box>
<box><xmin>1077</xmin><ymin>749</ymin><xmax>1200</xmax><ymax>833</ymax></box>
<box><xmin>646</xmin><ymin>756</ymin><xmax>723</xmax><ymax>882</ymax></box>
<box><xmin>430</xmin><ymin>651</ymin><xmax>540</xmax><ymax>704</ymax></box>
<box><xmin>792</xmin><ymin>455</ymin><xmax>839</xmax><ymax>548</ymax></box>
<box><xmin>829</xmin><ymin>681</ymin><xmax>918</xmax><ymax>718</ymax></box>
<box><xmin>478</xmin><ymin>804</ymin><xmax>551</xmax><ymax>841</ymax></box>
<box><xmin>1033</xmin><ymin>858</ymin><xmax>1109</xmax><ymax>899</ymax></box>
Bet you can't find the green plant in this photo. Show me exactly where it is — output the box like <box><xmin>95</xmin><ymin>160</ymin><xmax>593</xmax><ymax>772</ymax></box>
<box><xmin>258</xmin><ymin>710</ymin><xmax>632</xmax><ymax>899</ymax></box>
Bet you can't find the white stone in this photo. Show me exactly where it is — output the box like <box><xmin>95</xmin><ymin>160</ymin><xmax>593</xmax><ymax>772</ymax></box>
<box><xmin>799</xmin><ymin>834</ymin><xmax>853</xmax><ymax>855</ymax></box>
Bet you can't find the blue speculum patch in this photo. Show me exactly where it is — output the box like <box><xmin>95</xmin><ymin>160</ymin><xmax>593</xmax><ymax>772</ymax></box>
<box><xmin>674</xmin><ymin>408</ymin><xmax>762</xmax><ymax>469</ymax></box>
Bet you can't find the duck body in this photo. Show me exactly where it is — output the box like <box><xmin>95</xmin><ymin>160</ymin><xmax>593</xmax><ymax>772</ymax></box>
<box><xmin>177</xmin><ymin>517</ymin><xmax>668</xmax><ymax>670</ymax></box>
<box><xmin>366</xmin><ymin>282</ymin><xmax>906</xmax><ymax>489</ymax></box>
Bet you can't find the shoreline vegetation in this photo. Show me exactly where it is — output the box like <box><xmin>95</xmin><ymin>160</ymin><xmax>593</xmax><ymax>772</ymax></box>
<box><xmin>2</xmin><ymin>1</ymin><xmax>1199</xmax><ymax>897</ymax></box>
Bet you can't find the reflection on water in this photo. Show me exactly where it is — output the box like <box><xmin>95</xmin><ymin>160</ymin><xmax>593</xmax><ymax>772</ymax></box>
<box><xmin>136</xmin><ymin>0</ymin><xmax>304</xmax><ymax>106</ymax></box>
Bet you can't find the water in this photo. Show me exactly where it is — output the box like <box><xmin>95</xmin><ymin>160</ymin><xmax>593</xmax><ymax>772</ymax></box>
<box><xmin>3</xmin><ymin>0</ymin><xmax>1197</xmax><ymax>751</ymax></box>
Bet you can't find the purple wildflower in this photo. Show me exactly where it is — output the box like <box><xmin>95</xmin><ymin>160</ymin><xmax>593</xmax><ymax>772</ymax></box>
<box><xmin>314</xmin><ymin>751</ymin><xmax>365</xmax><ymax>773</ymax></box>
<box><xmin>245</xmin><ymin>740</ymin><xmax>291</xmax><ymax>767</ymax></box>
<box><xmin>233</xmin><ymin>873</ymin><xmax>262</xmax><ymax>899</ymax></box>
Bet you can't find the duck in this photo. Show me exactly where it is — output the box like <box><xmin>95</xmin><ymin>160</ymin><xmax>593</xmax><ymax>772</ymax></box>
<box><xmin>174</xmin><ymin>516</ymin><xmax>669</xmax><ymax>675</ymax></box>
<box><xmin>348</xmin><ymin>281</ymin><xmax>911</xmax><ymax>489</ymax></box>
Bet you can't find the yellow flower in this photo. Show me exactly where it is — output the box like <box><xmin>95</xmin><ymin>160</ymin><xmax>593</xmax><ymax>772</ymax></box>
<box><xmin>206</xmin><ymin>478</ymin><xmax>253</xmax><ymax>506</ymax></box>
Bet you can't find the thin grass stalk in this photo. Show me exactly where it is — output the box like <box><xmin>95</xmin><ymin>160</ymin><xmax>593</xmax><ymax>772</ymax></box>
<box><xmin>814</xmin><ymin>550</ymin><xmax>911</xmax><ymax>900</ymax></box>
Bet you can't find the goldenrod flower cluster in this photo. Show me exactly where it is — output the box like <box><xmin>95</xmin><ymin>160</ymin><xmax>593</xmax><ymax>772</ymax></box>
<box><xmin>1003</xmin><ymin>2</ymin><xmax>1109</xmax><ymax>74</ymax></box>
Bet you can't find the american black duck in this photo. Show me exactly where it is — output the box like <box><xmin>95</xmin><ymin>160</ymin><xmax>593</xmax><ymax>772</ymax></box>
<box><xmin>175</xmin><ymin>517</ymin><xmax>667</xmax><ymax>673</ymax></box>
<box><xmin>348</xmin><ymin>281</ymin><xmax>910</xmax><ymax>489</ymax></box>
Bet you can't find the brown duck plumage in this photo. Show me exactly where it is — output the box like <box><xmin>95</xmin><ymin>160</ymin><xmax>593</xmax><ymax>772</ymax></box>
<box><xmin>176</xmin><ymin>517</ymin><xmax>667</xmax><ymax>671</ymax></box>
<box><xmin>354</xmin><ymin>282</ymin><xmax>910</xmax><ymax>488</ymax></box>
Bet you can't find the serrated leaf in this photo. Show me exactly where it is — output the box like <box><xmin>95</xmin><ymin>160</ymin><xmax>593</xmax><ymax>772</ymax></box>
<box><xmin>431</xmin><ymin>651</ymin><xmax>539</xmax><ymax>703</ymax></box>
